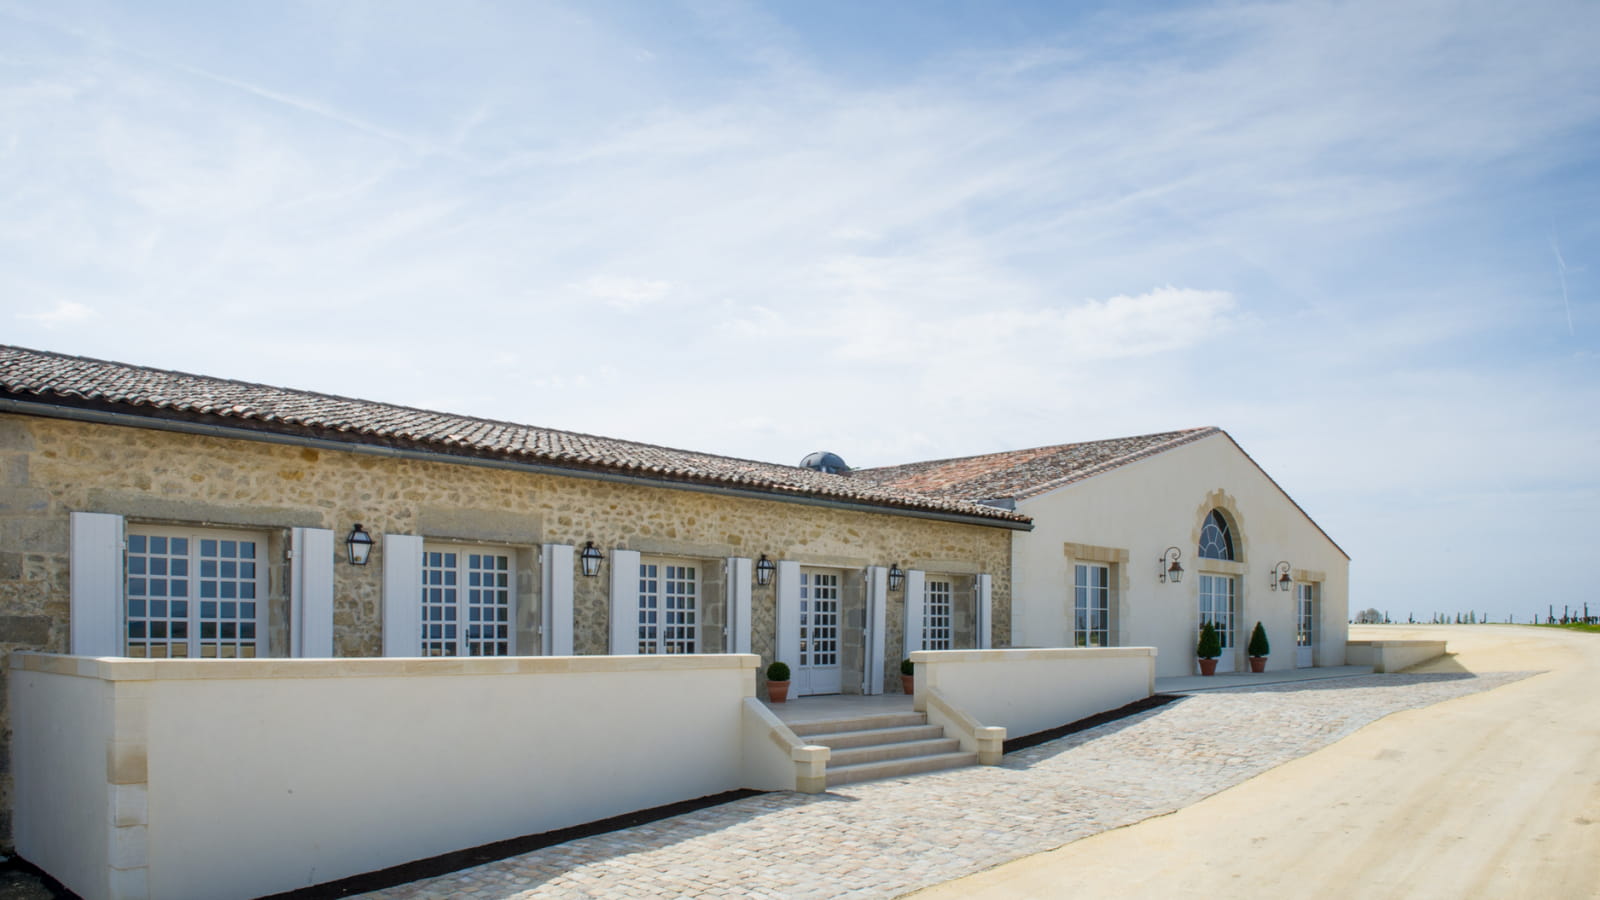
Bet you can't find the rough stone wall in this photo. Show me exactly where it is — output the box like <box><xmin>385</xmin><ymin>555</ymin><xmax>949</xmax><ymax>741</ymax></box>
<box><xmin>0</xmin><ymin>412</ymin><xmax>1014</xmax><ymax>844</ymax></box>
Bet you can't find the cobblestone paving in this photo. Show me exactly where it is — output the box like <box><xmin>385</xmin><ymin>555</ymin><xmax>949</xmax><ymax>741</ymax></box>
<box><xmin>362</xmin><ymin>671</ymin><xmax>1531</xmax><ymax>900</ymax></box>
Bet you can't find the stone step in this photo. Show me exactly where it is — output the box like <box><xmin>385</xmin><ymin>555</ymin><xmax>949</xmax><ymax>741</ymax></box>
<box><xmin>789</xmin><ymin>712</ymin><xmax>928</xmax><ymax>737</ymax></box>
<box><xmin>825</xmin><ymin>751</ymin><xmax>979</xmax><ymax>788</ymax></box>
<box><xmin>805</xmin><ymin>724</ymin><xmax>947</xmax><ymax>749</ymax></box>
<box><xmin>826</xmin><ymin>737</ymin><xmax>963</xmax><ymax>767</ymax></box>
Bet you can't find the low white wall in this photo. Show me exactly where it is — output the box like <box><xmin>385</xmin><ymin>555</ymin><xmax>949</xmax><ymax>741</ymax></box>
<box><xmin>1346</xmin><ymin>640</ymin><xmax>1447</xmax><ymax>673</ymax></box>
<box><xmin>10</xmin><ymin>665</ymin><xmax>117</xmax><ymax>900</ymax></box>
<box><xmin>912</xmin><ymin>647</ymin><xmax>1156</xmax><ymax>740</ymax></box>
<box><xmin>12</xmin><ymin>653</ymin><xmax>761</xmax><ymax>900</ymax></box>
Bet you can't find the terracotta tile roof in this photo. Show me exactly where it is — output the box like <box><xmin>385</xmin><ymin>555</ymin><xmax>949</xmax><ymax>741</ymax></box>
<box><xmin>853</xmin><ymin>428</ymin><xmax>1222</xmax><ymax>501</ymax></box>
<box><xmin>0</xmin><ymin>345</ymin><xmax>1028</xmax><ymax>527</ymax></box>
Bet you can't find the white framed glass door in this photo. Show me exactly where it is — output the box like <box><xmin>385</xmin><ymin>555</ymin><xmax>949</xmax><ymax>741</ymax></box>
<box><xmin>1198</xmin><ymin>574</ymin><xmax>1236</xmax><ymax>673</ymax></box>
<box><xmin>126</xmin><ymin>527</ymin><xmax>266</xmax><ymax>658</ymax></box>
<box><xmin>1074</xmin><ymin>564</ymin><xmax>1111</xmax><ymax>647</ymax></box>
<box><xmin>638</xmin><ymin>559</ymin><xmax>698</xmax><ymax>654</ymax></box>
<box><xmin>923</xmin><ymin>578</ymin><xmax>953</xmax><ymax>650</ymax></box>
<box><xmin>1296</xmin><ymin>583</ymin><xmax>1314</xmax><ymax>668</ymax></box>
<box><xmin>421</xmin><ymin>544</ymin><xmax>513</xmax><ymax>657</ymax></box>
<box><xmin>798</xmin><ymin>569</ymin><xmax>842</xmax><ymax>695</ymax></box>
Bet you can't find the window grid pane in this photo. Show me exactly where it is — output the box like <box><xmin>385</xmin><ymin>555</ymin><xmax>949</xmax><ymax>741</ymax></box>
<box><xmin>801</xmin><ymin>572</ymin><xmax>840</xmax><ymax>667</ymax></box>
<box><xmin>1297</xmin><ymin>584</ymin><xmax>1314</xmax><ymax>647</ymax></box>
<box><xmin>126</xmin><ymin>531</ymin><xmax>261</xmax><ymax>659</ymax></box>
<box><xmin>924</xmin><ymin>580</ymin><xmax>953</xmax><ymax>651</ymax></box>
<box><xmin>420</xmin><ymin>551</ymin><xmax>460</xmax><ymax>657</ymax></box>
<box><xmin>463</xmin><ymin>552</ymin><xmax>512</xmax><ymax>657</ymax></box>
<box><xmin>1199</xmin><ymin>574</ymin><xmax>1236</xmax><ymax>649</ymax></box>
<box><xmin>638</xmin><ymin>563</ymin><xmax>660</xmax><ymax>654</ymax></box>
<box><xmin>1073</xmin><ymin>564</ymin><xmax>1111</xmax><ymax>648</ymax></box>
<box><xmin>662</xmin><ymin>565</ymin><xmax>697</xmax><ymax>654</ymax></box>
<box><xmin>421</xmin><ymin>547</ymin><xmax>514</xmax><ymax>658</ymax></box>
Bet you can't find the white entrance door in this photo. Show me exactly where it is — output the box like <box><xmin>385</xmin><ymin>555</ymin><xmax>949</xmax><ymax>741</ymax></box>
<box><xmin>1199</xmin><ymin>574</ymin><xmax>1237</xmax><ymax>673</ymax></box>
<box><xmin>798</xmin><ymin>569</ymin><xmax>842</xmax><ymax>695</ymax></box>
<box><xmin>1296</xmin><ymin>583</ymin><xmax>1314</xmax><ymax>668</ymax></box>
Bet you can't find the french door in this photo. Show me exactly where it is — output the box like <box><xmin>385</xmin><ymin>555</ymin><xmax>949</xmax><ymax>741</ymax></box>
<box><xmin>797</xmin><ymin>569</ymin><xmax>842</xmax><ymax>695</ymax></box>
<box><xmin>1296</xmin><ymin>583</ymin><xmax>1315</xmax><ymax>667</ymax></box>
<box><xmin>1198</xmin><ymin>574</ymin><xmax>1236</xmax><ymax>673</ymax></box>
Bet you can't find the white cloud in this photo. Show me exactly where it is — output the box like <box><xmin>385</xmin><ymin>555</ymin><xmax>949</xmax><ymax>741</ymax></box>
<box><xmin>568</xmin><ymin>275</ymin><xmax>673</xmax><ymax>310</ymax></box>
<box><xmin>17</xmin><ymin>301</ymin><xmax>95</xmax><ymax>327</ymax></box>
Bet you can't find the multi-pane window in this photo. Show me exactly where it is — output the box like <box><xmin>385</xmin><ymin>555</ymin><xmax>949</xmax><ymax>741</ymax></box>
<box><xmin>420</xmin><ymin>545</ymin><xmax>512</xmax><ymax>657</ymax></box>
<box><xmin>1199</xmin><ymin>574</ymin><xmax>1236</xmax><ymax>649</ymax></box>
<box><xmin>1198</xmin><ymin>510</ymin><xmax>1235</xmax><ymax>560</ymax></box>
<box><xmin>638</xmin><ymin>560</ymin><xmax>697</xmax><ymax>654</ymax></box>
<box><xmin>799</xmin><ymin>571</ymin><xmax>840</xmax><ymax>668</ymax></box>
<box><xmin>1297</xmin><ymin>583</ymin><xmax>1314</xmax><ymax>647</ymax></box>
<box><xmin>923</xmin><ymin>579</ymin><xmax>953</xmax><ymax>650</ymax></box>
<box><xmin>1074</xmin><ymin>564</ymin><xmax>1111</xmax><ymax>647</ymax></box>
<box><xmin>126</xmin><ymin>529</ymin><xmax>264</xmax><ymax>658</ymax></box>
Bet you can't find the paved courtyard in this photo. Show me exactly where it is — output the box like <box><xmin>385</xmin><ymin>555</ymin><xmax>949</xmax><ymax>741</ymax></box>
<box><xmin>362</xmin><ymin>670</ymin><xmax>1529</xmax><ymax>900</ymax></box>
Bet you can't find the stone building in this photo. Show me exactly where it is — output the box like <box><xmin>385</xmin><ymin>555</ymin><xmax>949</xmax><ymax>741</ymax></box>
<box><xmin>856</xmin><ymin>428</ymin><xmax>1351</xmax><ymax>678</ymax></box>
<box><xmin>0</xmin><ymin>344</ymin><xmax>1024</xmax><ymax>842</ymax></box>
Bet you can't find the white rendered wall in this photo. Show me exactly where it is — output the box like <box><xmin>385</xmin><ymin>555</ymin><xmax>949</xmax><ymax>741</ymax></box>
<box><xmin>10</xmin><ymin>668</ymin><xmax>116</xmax><ymax>900</ymax></box>
<box><xmin>12</xmin><ymin>653</ymin><xmax>760</xmax><ymax>900</ymax></box>
<box><xmin>1011</xmin><ymin>433</ymin><xmax>1350</xmax><ymax>677</ymax></box>
<box><xmin>913</xmin><ymin>647</ymin><xmax>1155</xmax><ymax>739</ymax></box>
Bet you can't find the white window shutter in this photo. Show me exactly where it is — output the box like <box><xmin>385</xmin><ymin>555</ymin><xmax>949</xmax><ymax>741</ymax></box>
<box><xmin>864</xmin><ymin>566</ymin><xmax>888</xmax><ymax>694</ymax></box>
<box><xmin>381</xmin><ymin>534</ymin><xmax>424</xmax><ymax>657</ymax></box>
<box><xmin>609</xmin><ymin>549</ymin><xmax>641</xmax><ymax>654</ymax></box>
<box><xmin>69</xmin><ymin>512</ymin><xmax>124</xmax><ymax>656</ymax></box>
<box><xmin>976</xmin><ymin>573</ymin><xmax>993</xmax><ymax>649</ymax></box>
<box><xmin>725</xmin><ymin>557</ymin><xmax>752</xmax><ymax>655</ymax></box>
<box><xmin>775</xmin><ymin>560</ymin><xmax>801</xmax><ymax>673</ymax></box>
<box><xmin>290</xmin><ymin>527</ymin><xmax>335</xmax><ymax>658</ymax></box>
<box><xmin>903</xmin><ymin>569</ymin><xmax>926</xmax><ymax>660</ymax></box>
<box><xmin>542</xmin><ymin>544</ymin><xmax>574</xmax><ymax>655</ymax></box>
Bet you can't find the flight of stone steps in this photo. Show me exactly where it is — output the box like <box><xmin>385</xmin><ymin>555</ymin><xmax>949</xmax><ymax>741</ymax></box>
<box><xmin>789</xmin><ymin>710</ymin><xmax>979</xmax><ymax>787</ymax></box>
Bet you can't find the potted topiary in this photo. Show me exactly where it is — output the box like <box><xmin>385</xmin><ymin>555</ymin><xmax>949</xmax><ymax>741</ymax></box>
<box><xmin>766</xmin><ymin>660</ymin><xmax>791</xmax><ymax>703</ymax></box>
<box><xmin>1247</xmin><ymin>621</ymin><xmax>1270</xmax><ymax>673</ymax></box>
<box><xmin>1196</xmin><ymin>621</ymin><xmax>1222</xmax><ymax>676</ymax></box>
<box><xmin>900</xmin><ymin>658</ymin><xmax>915</xmax><ymax>695</ymax></box>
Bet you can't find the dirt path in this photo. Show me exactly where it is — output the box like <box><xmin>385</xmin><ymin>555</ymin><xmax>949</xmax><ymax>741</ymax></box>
<box><xmin>910</xmin><ymin>625</ymin><xmax>1600</xmax><ymax>899</ymax></box>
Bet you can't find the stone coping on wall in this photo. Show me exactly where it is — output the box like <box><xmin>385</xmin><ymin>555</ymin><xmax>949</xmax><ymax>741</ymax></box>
<box><xmin>910</xmin><ymin>646</ymin><xmax>1157</xmax><ymax>664</ymax></box>
<box><xmin>11</xmin><ymin>651</ymin><xmax>761</xmax><ymax>682</ymax></box>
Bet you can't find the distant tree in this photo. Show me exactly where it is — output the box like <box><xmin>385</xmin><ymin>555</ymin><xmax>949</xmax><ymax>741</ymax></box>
<box><xmin>1355</xmin><ymin>608</ymin><xmax>1384</xmax><ymax>624</ymax></box>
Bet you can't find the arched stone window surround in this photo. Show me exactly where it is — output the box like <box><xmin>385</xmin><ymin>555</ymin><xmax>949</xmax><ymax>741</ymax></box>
<box><xmin>1190</xmin><ymin>489</ymin><xmax>1248</xmax><ymax>571</ymax></box>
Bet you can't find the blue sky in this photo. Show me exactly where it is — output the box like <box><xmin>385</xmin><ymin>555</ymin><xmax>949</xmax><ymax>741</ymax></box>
<box><xmin>3</xmin><ymin>0</ymin><xmax>1596</xmax><ymax>623</ymax></box>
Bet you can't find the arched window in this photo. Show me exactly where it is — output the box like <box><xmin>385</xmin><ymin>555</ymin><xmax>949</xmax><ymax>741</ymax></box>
<box><xmin>1198</xmin><ymin>510</ymin><xmax>1234</xmax><ymax>560</ymax></box>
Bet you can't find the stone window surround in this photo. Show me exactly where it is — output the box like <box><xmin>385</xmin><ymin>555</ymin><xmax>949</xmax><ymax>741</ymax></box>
<box><xmin>1061</xmin><ymin>542</ymin><xmax>1129</xmax><ymax>647</ymax></box>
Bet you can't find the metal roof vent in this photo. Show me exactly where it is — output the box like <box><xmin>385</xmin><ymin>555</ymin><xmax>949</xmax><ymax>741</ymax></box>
<box><xmin>799</xmin><ymin>450</ymin><xmax>850</xmax><ymax>475</ymax></box>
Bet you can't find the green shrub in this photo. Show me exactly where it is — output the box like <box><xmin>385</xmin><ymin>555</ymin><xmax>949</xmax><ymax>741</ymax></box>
<box><xmin>1248</xmin><ymin>621</ymin><xmax>1271</xmax><ymax>657</ymax></box>
<box><xmin>901</xmin><ymin>658</ymin><xmax>915</xmax><ymax>676</ymax></box>
<box><xmin>766</xmin><ymin>660</ymin><xmax>790</xmax><ymax>682</ymax></box>
<box><xmin>1196</xmin><ymin>621</ymin><xmax>1222</xmax><ymax>659</ymax></box>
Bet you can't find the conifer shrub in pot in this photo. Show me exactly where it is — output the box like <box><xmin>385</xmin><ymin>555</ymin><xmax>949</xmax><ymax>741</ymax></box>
<box><xmin>1247</xmin><ymin>621</ymin><xmax>1271</xmax><ymax>673</ymax></box>
<box><xmin>900</xmin><ymin>657</ymin><xmax>915</xmax><ymax>695</ymax></box>
<box><xmin>766</xmin><ymin>660</ymin><xmax>791</xmax><ymax>703</ymax></box>
<box><xmin>1196</xmin><ymin>621</ymin><xmax>1222</xmax><ymax>676</ymax></box>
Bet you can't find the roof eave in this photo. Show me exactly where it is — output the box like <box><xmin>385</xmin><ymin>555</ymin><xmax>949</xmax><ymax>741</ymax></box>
<box><xmin>0</xmin><ymin>394</ymin><xmax>1033</xmax><ymax>531</ymax></box>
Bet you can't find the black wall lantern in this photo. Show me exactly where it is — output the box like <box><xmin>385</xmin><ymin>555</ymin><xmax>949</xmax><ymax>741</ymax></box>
<box><xmin>887</xmin><ymin>563</ymin><xmax>905</xmax><ymax>592</ymax></box>
<box><xmin>1158</xmin><ymin>546</ymin><xmax>1183</xmax><ymax>583</ymax></box>
<box><xmin>1270</xmin><ymin>561</ymin><xmax>1293</xmax><ymax>592</ymax></box>
<box><xmin>580</xmin><ymin>541</ymin><xmax>603</xmax><ymax>577</ymax></box>
<box><xmin>755</xmin><ymin>554</ymin><xmax>775</xmax><ymax>586</ymax></box>
<box><xmin>346</xmin><ymin>524</ymin><xmax>375</xmax><ymax>566</ymax></box>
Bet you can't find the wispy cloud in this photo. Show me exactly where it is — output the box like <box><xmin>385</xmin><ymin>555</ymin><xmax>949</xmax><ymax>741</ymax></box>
<box><xmin>17</xmin><ymin>301</ymin><xmax>95</xmax><ymax>327</ymax></box>
<box><xmin>1553</xmin><ymin>238</ymin><xmax>1575</xmax><ymax>336</ymax></box>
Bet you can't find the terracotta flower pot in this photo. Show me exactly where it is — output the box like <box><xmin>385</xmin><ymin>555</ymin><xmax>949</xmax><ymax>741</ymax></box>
<box><xmin>768</xmin><ymin>680</ymin><xmax>790</xmax><ymax>703</ymax></box>
<box><xmin>1198</xmin><ymin>658</ymin><xmax>1218</xmax><ymax>676</ymax></box>
<box><xmin>1249</xmin><ymin>656</ymin><xmax>1267</xmax><ymax>673</ymax></box>
<box><xmin>901</xmin><ymin>674</ymin><xmax>914</xmax><ymax>695</ymax></box>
